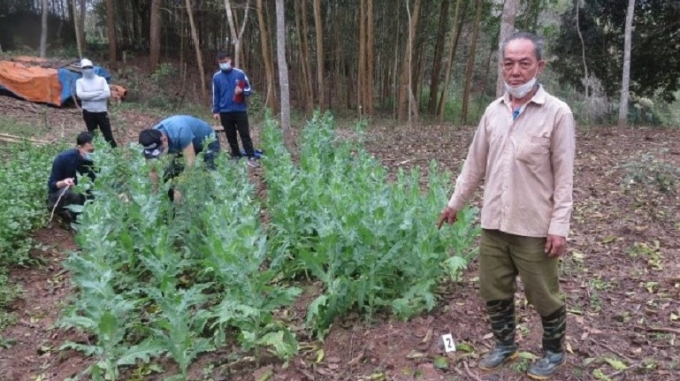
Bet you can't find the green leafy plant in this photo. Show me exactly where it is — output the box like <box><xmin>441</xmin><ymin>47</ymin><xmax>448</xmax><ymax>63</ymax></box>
<box><xmin>261</xmin><ymin>112</ymin><xmax>480</xmax><ymax>337</ymax></box>
<box><xmin>61</xmin><ymin>139</ymin><xmax>301</xmax><ymax>379</ymax></box>
<box><xmin>0</xmin><ymin>141</ymin><xmax>62</xmax><ymax>341</ymax></box>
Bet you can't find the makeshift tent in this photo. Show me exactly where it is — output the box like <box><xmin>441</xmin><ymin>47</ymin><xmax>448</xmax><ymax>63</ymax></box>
<box><xmin>0</xmin><ymin>56</ymin><xmax>116</xmax><ymax>107</ymax></box>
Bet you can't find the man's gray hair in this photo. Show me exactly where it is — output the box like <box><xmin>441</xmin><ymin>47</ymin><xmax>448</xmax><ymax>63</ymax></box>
<box><xmin>501</xmin><ymin>32</ymin><xmax>544</xmax><ymax>61</ymax></box>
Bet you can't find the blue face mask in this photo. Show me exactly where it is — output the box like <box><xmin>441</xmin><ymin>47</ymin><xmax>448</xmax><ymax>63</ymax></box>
<box><xmin>219</xmin><ymin>62</ymin><xmax>232</xmax><ymax>71</ymax></box>
<box><xmin>83</xmin><ymin>152</ymin><xmax>94</xmax><ymax>161</ymax></box>
<box><xmin>82</xmin><ymin>68</ymin><xmax>95</xmax><ymax>79</ymax></box>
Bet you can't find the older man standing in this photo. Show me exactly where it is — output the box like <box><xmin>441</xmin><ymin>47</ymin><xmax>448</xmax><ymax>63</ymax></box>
<box><xmin>438</xmin><ymin>32</ymin><xmax>575</xmax><ymax>379</ymax></box>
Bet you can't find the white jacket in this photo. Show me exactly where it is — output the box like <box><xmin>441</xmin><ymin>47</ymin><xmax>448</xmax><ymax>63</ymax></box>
<box><xmin>76</xmin><ymin>75</ymin><xmax>110</xmax><ymax>113</ymax></box>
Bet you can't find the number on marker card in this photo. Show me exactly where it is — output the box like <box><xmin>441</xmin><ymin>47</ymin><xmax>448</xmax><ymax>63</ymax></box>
<box><xmin>442</xmin><ymin>333</ymin><xmax>456</xmax><ymax>352</ymax></box>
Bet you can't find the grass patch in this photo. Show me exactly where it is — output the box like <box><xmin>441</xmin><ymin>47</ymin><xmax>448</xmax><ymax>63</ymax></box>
<box><xmin>0</xmin><ymin>115</ymin><xmax>44</xmax><ymax>138</ymax></box>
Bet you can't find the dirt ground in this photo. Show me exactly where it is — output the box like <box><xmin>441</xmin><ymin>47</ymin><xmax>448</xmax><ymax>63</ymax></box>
<box><xmin>1</xmin><ymin>96</ymin><xmax>679</xmax><ymax>381</ymax></box>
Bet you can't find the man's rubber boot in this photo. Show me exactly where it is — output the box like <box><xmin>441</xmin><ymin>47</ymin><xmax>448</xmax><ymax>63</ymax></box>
<box><xmin>528</xmin><ymin>305</ymin><xmax>567</xmax><ymax>380</ymax></box>
<box><xmin>479</xmin><ymin>299</ymin><xmax>518</xmax><ymax>370</ymax></box>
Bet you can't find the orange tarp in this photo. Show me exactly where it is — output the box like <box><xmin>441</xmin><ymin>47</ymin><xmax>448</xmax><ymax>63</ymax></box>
<box><xmin>111</xmin><ymin>85</ymin><xmax>127</xmax><ymax>101</ymax></box>
<box><xmin>0</xmin><ymin>61</ymin><xmax>61</xmax><ymax>106</ymax></box>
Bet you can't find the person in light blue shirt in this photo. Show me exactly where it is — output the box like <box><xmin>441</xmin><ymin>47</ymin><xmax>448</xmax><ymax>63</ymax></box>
<box><xmin>138</xmin><ymin>115</ymin><xmax>220</xmax><ymax>169</ymax></box>
<box><xmin>138</xmin><ymin>116</ymin><xmax>221</xmax><ymax>203</ymax></box>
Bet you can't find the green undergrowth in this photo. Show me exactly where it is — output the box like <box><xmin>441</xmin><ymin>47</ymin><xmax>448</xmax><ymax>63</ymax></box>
<box><xmin>261</xmin><ymin>112</ymin><xmax>480</xmax><ymax>337</ymax></box>
<box><xmin>0</xmin><ymin>142</ymin><xmax>61</xmax><ymax>336</ymax></box>
<box><xmin>57</xmin><ymin>111</ymin><xmax>480</xmax><ymax>380</ymax></box>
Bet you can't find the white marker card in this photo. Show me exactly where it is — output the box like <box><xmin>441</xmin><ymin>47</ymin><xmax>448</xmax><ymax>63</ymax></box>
<box><xmin>441</xmin><ymin>333</ymin><xmax>456</xmax><ymax>352</ymax></box>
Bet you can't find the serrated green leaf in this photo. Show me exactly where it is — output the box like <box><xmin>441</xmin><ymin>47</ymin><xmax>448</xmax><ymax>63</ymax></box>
<box><xmin>257</xmin><ymin>330</ymin><xmax>298</xmax><ymax>360</ymax></box>
<box><xmin>433</xmin><ymin>356</ymin><xmax>449</xmax><ymax>369</ymax></box>
<box><xmin>518</xmin><ymin>351</ymin><xmax>540</xmax><ymax>360</ymax></box>
<box><xmin>98</xmin><ymin>312</ymin><xmax>118</xmax><ymax>342</ymax></box>
<box><xmin>315</xmin><ymin>348</ymin><xmax>325</xmax><ymax>363</ymax></box>
<box><xmin>117</xmin><ymin>339</ymin><xmax>166</xmax><ymax>366</ymax></box>
<box><xmin>593</xmin><ymin>368</ymin><xmax>612</xmax><ymax>381</ymax></box>
<box><xmin>604</xmin><ymin>357</ymin><xmax>628</xmax><ymax>371</ymax></box>
<box><xmin>456</xmin><ymin>342</ymin><xmax>475</xmax><ymax>353</ymax></box>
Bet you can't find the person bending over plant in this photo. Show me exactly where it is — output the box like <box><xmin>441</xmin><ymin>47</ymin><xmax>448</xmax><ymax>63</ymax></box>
<box><xmin>138</xmin><ymin>115</ymin><xmax>221</xmax><ymax>202</ymax></box>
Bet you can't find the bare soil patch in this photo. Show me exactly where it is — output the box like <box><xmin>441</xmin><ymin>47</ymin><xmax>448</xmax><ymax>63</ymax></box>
<box><xmin>0</xmin><ymin>227</ymin><xmax>89</xmax><ymax>381</ymax></box>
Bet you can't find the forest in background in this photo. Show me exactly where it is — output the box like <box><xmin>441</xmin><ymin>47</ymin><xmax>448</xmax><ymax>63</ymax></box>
<box><xmin>1</xmin><ymin>0</ymin><xmax>679</xmax><ymax>127</ymax></box>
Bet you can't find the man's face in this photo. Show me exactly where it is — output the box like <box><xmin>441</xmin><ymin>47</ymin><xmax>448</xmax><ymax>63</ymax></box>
<box><xmin>502</xmin><ymin>38</ymin><xmax>545</xmax><ymax>87</ymax></box>
<box><xmin>218</xmin><ymin>57</ymin><xmax>231</xmax><ymax>65</ymax></box>
<box><xmin>78</xmin><ymin>142</ymin><xmax>94</xmax><ymax>157</ymax></box>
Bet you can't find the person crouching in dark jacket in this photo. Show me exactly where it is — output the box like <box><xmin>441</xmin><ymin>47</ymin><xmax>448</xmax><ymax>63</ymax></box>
<box><xmin>47</xmin><ymin>131</ymin><xmax>96</xmax><ymax>222</ymax></box>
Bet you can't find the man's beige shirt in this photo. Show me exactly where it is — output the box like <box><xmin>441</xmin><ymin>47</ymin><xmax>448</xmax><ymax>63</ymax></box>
<box><xmin>448</xmin><ymin>86</ymin><xmax>575</xmax><ymax>238</ymax></box>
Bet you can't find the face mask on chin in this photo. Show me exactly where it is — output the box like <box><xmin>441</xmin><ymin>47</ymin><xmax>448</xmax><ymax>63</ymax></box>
<box><xmin>505</xmin><ymin>77</ymin><xmax>537</xmax><ymax>99</ymax></box>
<box><xmin>219</xmin><ymin>62</ymin><xmax>232</xmax><ymax>71</ymax></box>
<box><xmin>504</xmin><ymin>67</ymin><xmax>539</xmax><ymax>99</ymax></box>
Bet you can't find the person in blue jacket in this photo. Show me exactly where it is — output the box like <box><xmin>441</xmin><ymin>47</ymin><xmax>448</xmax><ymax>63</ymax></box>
<box><xmin>47</xmin><ymin>131</ymin><xmax>96</xmax><ymax>222</ymax></box>
<box><xmin>138</xmin><ymin>115</ymin><xmax>221</xmax><ymax>201</ymax></box>
<box><xmin>212</xmin><ymin>50</ymin><xmax>258</xmax><ymax>167</ymax></box>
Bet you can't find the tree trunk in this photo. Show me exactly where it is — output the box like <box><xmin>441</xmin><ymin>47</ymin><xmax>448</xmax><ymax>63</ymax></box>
<box><xmin>72</xmin><ymin>0</ymin><xmax>83</xmax><ymax>57</ymax></box>
<box><xmin>358</xmin><ymin>0</ymin><xmax>367</xmax><ymax>116</ymax></box>
<box><xmin>294</xmin><ymin>0</ymin><xmax>308</xmax><ymax>111</ymax></box>
<box><xmin>149</xmin><ymin>0</ymin><xmax>161</xmax><ymax>71</ymax></box>
<box><xmin>257</xmin><ymin>0</ymin><xmax>278</xmax><ymax>111</ymax></box>
<box><xmin>496</xmin><ymin>0</ymin><xmax>519</xmax><ymax>97</ymax></box>
<box><xmin>105</xmin><ymin>0</ymin><xmax>116</xmax><ymax>64</ymax></box>
<box><xmin>397</xmin><ymin>0</ymin><xmax>421</xmax><ymax>124</ymax></box>
<box><xmin>185</xmin><ymin>0</ymin><xmax>207</xmax><ymax>100</ymax></box>
<box><xmin>180</xmin><ymin>7</ymin><xmax>185</xmax><ymax>76</ymax></box>
<box><xmin>313</xmin><ymin>0</ymin><xmax>325</xmax><ymax>110</ymax></box>
<box><xmin>366</xmin><ymin>0</ymin><xmax>375</xmax><ymax>115</ymax></box>
<box><xmin>138</xmin><ymin>1</ymin><xmax>151</xmax><ymax>46</ymax></box>
<box><xmin>237</xmin><ymin>0</ymin><xmax>251</xmax><ymax>68</ymax></box>
<box><xmin>300</xmin><ymin>0</ymin><xmax>315</xmax><ymax>111</ymax></box>
<box><xmin>461</xmin><ymin>0</ymin><xmax>484</xmax><ymax>125</ymax></box>
<box><xmin>477</xmin><ymin>44</ymin><xmax>494</xmax><ymax>116</ymax></box>
<box><xmin>224</xmin><ymin>0</ymin><xmax>238</xmax><ymax>60</ymax></box>
<box><xmin>79</xmin><ymin>0</ymin><xmax>86</xmax><ymax>46</ymax></box>
<box><xmin>437</xmin><ymin>0</ymin><xmax>466</xmax><ymax>121</ymax></box>
<box><xmin>40</xmin><ymin>0</ymin><xmax>48</xmax><ymax>58</ymax></box>
<box><xmin>575</xmin><ymin>0</ymin><xmax>589</xmax><ymax>100</ymax></box>
<box><xmin>427</xmin><ymin>0</ymin><xmax>449</xmax><ymax>114</ymax></box>
<box><xmin>618</xmin><ymin>0</ymin><xmax>635</xmax><ymax>128</ymax></box>
<box><xmin>275</xmin><ymin>0</ymin><xmax>295</xmax><ymax>153</ymax></box>
<box><xmin>116</xmin><ymin>0</ymin><xmax>129</xmax><ymax>47</ymax></box>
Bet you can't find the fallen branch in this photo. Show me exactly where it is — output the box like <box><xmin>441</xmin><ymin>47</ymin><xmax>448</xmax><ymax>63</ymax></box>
<box><xmin>646</xmin><ymin>326</ymin><xmax>680</xmax><ymax>335</ymax></box>
<box><xmin>591</xmin><ymin>339</ymin><xmax>635</xmax><ymax>363</ymax></box>
<box><xmin>0</xmin><ymin>136</ymin><xmax>49</xmax><ymax>145</ymax></box>
<box><xmin>463</xmin><ymin>361</ymin><xmax>484</xmax><ymax>381</ymax></box>
<box><xmin>49</xmin><ymin>187</ymin><xmax>69</xmax><ymax>223</ymax></box>
<box><xmin>0</xmin><ymin>133</ymin><xmax>50</xmax><ymax>145</ymax></box>
<box><xmin>606</xmin><ymin>362</ymin><xmax>643</xmax><ymax>378</ymax></box>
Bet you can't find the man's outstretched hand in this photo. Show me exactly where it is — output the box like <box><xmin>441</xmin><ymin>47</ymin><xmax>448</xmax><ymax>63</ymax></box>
<box><xmin>437</xmin><ymin>206</ymin><xmax>458</xmax><ymax>229</ymax></box>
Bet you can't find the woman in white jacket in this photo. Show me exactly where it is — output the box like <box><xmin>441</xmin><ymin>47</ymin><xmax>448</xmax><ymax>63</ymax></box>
<box><xmin>75</xmin><ymin>58</ymin><xmax>118</xmax><ymax>148</ymax></box>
